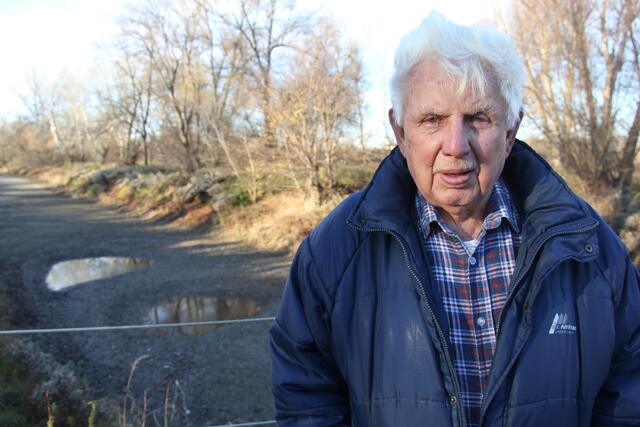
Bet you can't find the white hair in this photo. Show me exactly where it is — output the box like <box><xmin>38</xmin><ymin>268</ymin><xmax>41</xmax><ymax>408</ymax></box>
<box><xmin>390</xmin><ymin>11</ymin><xmax>525</xmax><ymax>128</ymax></box>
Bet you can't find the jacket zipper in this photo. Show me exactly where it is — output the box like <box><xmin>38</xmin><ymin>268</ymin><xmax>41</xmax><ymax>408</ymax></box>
<box><xmin>350</xmin><ymin>223</ymin><xmax>467</xmax><ymax>427</ymax></box>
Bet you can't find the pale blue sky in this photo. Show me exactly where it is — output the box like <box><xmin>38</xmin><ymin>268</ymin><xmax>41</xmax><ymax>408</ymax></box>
<box><xmin>1</xmin><ymin>0</ymin><xmax>523</xmax><ymax>143</ymax></box>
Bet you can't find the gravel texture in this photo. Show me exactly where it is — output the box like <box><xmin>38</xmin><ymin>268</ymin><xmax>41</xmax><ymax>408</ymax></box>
<box><xmin>0</xmin><ymin>173</ymin><xmax>291</xmax><ymax>426</ymax></box>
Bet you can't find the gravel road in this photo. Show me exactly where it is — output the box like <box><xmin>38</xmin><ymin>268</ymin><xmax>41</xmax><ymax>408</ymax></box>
<box><xmin>0</xmin><ymin>173</ymin><xmax>291</xmax><ymax>426</ymax></box>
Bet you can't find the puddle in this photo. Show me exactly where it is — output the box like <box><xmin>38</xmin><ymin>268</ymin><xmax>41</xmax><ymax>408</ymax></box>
<box><xmin>46</xmin><ymin>257</ymin><xmax>152</xmax><ymax>291</ymax></box>
<box><xmin>144</xmin><ymin>296</ymin><xmax>263</xmax><ymax>335</ymax></box>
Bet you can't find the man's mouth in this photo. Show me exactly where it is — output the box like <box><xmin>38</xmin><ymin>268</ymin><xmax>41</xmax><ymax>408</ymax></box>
<box><xmin>439</xmin><ymin>169</ymin><xmax>474</xmax><ymax>186</ymax></box>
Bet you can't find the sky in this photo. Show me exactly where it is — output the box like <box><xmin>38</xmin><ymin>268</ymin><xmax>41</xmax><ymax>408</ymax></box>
<box><xmin>0</xmin><ymin>0</ymin><xmax>129</xmax><ymax>115</ymax></box>
<box><xmin>0</xmin><ymin>0</ymin><xmax>512</xmax><ymax>143</ymax></box>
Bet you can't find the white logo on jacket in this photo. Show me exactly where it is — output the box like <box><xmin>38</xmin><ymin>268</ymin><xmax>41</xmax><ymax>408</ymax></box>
<box><xmin>548</xmin><ymin>313</ymin><xmax>577</xmax><ymax>334</ymax></box>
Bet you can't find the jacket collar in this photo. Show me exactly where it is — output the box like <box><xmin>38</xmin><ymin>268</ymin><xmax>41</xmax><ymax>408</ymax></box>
<box><xmin>346</xmin><ymin>145</ymin><xmax>416</xmax><ymax>235</ymax></box>
<box><xmin>347</xmin><ymin>140</ymin><xmax>597</xmax><ymax>239</ymax></box>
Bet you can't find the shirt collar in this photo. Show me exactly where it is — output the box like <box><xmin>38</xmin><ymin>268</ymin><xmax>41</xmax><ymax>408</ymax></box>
<box><xmin>416</xmin><ymin>178</ymin><xmax>521</xmax><ymax>239</ymax></box>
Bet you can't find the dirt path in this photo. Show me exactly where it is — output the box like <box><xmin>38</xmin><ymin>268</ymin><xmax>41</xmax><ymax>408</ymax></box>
<box><xmin>0</xmin><ymin>173</ymin><xmax>291</xmax><ymax>426</ymax></box>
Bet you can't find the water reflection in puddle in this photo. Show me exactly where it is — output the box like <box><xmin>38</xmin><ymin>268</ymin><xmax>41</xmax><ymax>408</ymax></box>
<box><xmin>144</xmin><ymin>297</ymin><xmax>263</xmax><ymax>335</ymax></box>
<box><xmin>46</xmin><ymin>257</ymin><xmax>152</xmax><ymax>291</ymax></box>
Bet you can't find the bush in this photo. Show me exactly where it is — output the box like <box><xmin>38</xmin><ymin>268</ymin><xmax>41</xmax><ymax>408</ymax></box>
<box><xmin>224</xmin><ymin>177</ymin><xmax>252</xmax><ymax>207</ymax></box>
<box><xmin>333</xmin><ymin>164</ymin><xmax>374</xmax><ymax>193</ymax></box>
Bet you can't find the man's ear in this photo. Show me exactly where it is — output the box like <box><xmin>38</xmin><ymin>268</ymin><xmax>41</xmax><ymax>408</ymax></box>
<box><xmin>505</xmin><ymin>110</ymin><xmax>524</xmax><ymax>155</ymax></box>
<box><xmin>389</xmin><ymin>108</ymin><xmax>406</xmax><ymax>154</ymax></box>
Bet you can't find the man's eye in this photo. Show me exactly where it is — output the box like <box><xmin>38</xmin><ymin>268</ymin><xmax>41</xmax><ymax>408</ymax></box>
<box><xmin>422</xmin><ymin>115</ymin><xmax>441</xmax><ymax>125</ymax></box>
<box><xmin>471</xmin><ymin>114</ymin><xmax>491</xmax><ymax>124</ymax></box>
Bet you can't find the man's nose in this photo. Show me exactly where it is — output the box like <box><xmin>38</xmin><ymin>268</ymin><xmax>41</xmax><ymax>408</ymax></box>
<box><xmin>441</xmin><ymin>117</ymin><xmax>471</xmax><ymax>157</ymax></box>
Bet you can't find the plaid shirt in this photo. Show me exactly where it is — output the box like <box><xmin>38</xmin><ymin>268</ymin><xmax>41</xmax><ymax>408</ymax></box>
<box><xmin>416</xmin><ymin>179</ymin><xmax>521</xmax><ymax>427</ymax></box>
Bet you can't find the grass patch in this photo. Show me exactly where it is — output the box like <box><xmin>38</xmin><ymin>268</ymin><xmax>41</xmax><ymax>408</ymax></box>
<box><xmin>0</xmin><ymin>272</ymin><xmax>47</xmax><ymax>425</ymax></box>
<box><xmin>224</xmin><ymin>177</ymin><xmax>253</xmax><ymax>207</ymax></box>
<box><xmin>0</xmin><ymin>273</ymin><xmax>114</xmax><ymax>427</ymax></box>
<box><xmin>221</xmin><ymin>191</ymin><xmax>346</xmax><ymax>252</ymax></box>
<box><xmin>333</xmin><ymin>163</ymin><xmax>374</xmax><ymax>194</ymax></box>
<box><xmin>0</xmin><ymin>346</ymin><xmax>36</xmax><ymax>425</ymax></box>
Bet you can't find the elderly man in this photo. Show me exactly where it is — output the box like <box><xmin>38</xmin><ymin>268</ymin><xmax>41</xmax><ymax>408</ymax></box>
<box><xmin>269</xmin><ymin>12</ymin><xmax>640</xmax><ymax>427</ymax></box>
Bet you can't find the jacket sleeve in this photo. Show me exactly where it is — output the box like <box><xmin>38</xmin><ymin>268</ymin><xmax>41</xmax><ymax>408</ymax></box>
<box><xmin>269</xmin><ymin>238</ymin><xmax>351</xmax><ymax>426</ymax></box>
<box><xmin>592</xmin><ymin>254</ymin><xmax>640</xmax><ymax>426</ymax></box>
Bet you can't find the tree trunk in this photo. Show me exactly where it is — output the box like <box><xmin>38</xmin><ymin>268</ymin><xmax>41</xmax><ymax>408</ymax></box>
<box><xmin>48</xmin><ymin>114</ymin><xmax>72</xmax><ymax>162</ymax></box>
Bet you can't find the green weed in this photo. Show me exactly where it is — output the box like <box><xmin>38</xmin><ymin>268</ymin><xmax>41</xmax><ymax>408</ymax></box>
<box><xmin>224</xmin><ymin>177</ymin><xmax>252</xmax><ymax>207</ymax></box>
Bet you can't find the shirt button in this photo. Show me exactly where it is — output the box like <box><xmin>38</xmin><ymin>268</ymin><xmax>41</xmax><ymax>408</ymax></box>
<box><xmin>449</xmin><ymin>395</ymin><xmax>458</xmax><ymax>405</ymax></box>
<box><xmin>477</xmin><ymin>316</ymin><xmax>486</xmax><ymax>327</ymax></box>
<box><xmin>469</xmin><ymin>256</ymin><xmax>477</xmax><ymax>265</ymax></box>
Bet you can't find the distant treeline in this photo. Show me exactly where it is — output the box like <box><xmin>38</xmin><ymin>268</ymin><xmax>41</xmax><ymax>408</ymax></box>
<box><xmin>1</xmin><ymin>0</ymin><xmax>374</xmax><ymax>203</ymax></box>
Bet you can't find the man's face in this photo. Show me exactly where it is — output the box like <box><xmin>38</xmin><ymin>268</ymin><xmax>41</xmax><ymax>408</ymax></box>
<box><xmin>391</xmin><ymin>59</ymin><xmax>519</xmax><ymax>221</ymax></box>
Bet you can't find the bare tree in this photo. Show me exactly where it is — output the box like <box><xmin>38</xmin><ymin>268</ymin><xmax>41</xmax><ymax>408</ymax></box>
<box><xmin>20</xmin><ymin>70</ymin><xmax>73</xmax><ymax>161</ymax></box>
<box><xmin>100</xmin><ymin>63</ymin><xmax>141</xmax><ymax>165</ymax></box>
<box><xmin>196</xmin><ymin>0</ymin><xmax>249</xmax><ymax>177</ymax></box>
<box><xmin>118</xmin><ymin>0</ymin><xmax>208</xmax><ymax>172</ymax></box>
<box><xmin>100</xmin><ymin>17</ymin><xmax>157</xmax><ymax>166</ymax></box>
<box><xmin>272</xmin><ymin>18</ymin><xmax>364</xmax><ymax>203</ymax></box>
<box><xmin>21</xmin><ymin>68</ymin><xmax>51</xmax><ymax>129</ymax></box>
<box><xmin>510</xmin><ymin>0</ymin><xmax>640</xmax><ymax>211</ymax></box>
<box><xmin>226</xmin><ymin>0</ymin><xmax>308</xmax><ymax>146</ymax></box>
<box><xmin>21</xmin><ymin>71</ymin><xmax>100</xmax><ymax>163</ymax></box>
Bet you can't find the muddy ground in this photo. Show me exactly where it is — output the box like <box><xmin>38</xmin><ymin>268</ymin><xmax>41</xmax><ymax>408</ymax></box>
<box><xmin>0</xmin><ymin>174</ymin><xmax>292</xmax><ymax>426</ymax></box>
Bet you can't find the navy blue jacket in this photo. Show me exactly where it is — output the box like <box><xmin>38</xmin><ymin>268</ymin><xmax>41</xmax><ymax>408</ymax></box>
<box><xmin>270</xmin><ymin>141</ymin><xmax>640</xmax><ymax>426</ymax></box>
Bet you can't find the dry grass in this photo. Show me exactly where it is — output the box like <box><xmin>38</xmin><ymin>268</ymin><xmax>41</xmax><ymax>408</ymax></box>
<box><xmin>173</xmin><ymin>202</ymin><xmax>215</xmax><ymax>227</ymax></box>
<box><xmin>220</xmin><ymin>191</ymin><xmax>345</xmax><ymax>253</ymax></box>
